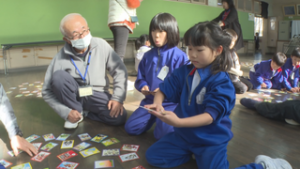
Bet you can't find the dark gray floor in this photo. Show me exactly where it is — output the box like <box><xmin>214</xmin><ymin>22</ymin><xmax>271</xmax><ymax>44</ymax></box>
<box><xmin>0</xmin><ymin>52</ymin><xmax>299</xmax><ymax>169</ymax></box>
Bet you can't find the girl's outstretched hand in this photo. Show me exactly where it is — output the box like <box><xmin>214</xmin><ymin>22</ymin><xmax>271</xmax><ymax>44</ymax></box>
<box><xmin>147</xmin><ymin>110</ymin><xmax>182</xmax><ymax>128</ymax></box>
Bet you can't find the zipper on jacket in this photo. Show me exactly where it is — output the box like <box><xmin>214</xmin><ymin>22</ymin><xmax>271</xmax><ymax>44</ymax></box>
<box><xmin>156</xmin><ymin>48</ymin><xmax>160</xmax><ymax>72</ymax></box>
<box><xmin>186</xmin><ymin>69</ymin><xmax>195</xmax><ymax>106</ymax></box>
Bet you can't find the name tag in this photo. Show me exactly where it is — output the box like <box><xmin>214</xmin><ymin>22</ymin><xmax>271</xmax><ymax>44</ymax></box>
<box><xmin>157</xmin><ymin>66</ymin><xmax>169</xmax><ymax>81</ymax></box>
<box><xmin>79</xmin><ymin>86</ymin><xmax>93</xmax><ymax>97</ymax></box>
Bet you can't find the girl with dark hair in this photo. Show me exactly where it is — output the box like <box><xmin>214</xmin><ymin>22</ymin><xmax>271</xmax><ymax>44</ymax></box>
<box><xmin>125</xmin><ymin>13</ymin><xmax>189</xmax><ymax>140</ymax></box>
<box><xmin>134</xmin><ymin>34</ymin><xmax>151</xmax><ymax>72</ymax></box>
<box><xmin>212</xmin><ymin>0</ymin><xmax>244</xmax><ymax>50</ymax></box>
<box><xmin>144</xmin><ymin>21</ymin><xmax>291</xmax><ymax>169</ymax></box>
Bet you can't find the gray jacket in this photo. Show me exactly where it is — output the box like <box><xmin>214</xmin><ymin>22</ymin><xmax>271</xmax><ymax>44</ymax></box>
<box><xmin>42</xmin><ymin>37</ymin><xmax>128</xmax><ymax>120</ymax></box>
<box><xmin>0</xmin><ymin>83</ymin><xmax>21</xmax><ymax>139</ymax></box>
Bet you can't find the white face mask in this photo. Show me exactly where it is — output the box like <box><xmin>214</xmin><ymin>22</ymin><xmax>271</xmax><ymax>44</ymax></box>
<box><xmin>70</xmin><ymin>32</ymin><xmax>92</xmax><ymax>50</ymax></box>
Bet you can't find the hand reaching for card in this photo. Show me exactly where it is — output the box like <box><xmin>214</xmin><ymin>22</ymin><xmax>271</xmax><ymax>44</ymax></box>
<box><xmin>290</xmin><ymin>87</ymin><xmax>299</xmax><ymax>93</ymax></box>
<box><xmin>10</xmin><ymin>135</ymin><xmax>38</xmax><ymax>157</ymax></box>
<box><xmin>67</xmin><ymin>110</ymin><xmax>82</xmax><ymax>123</ymax></box>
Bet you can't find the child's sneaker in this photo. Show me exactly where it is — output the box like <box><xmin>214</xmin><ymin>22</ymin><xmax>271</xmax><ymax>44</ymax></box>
<box><xmin>255</xmin><ymin>155</ymin><xmax>292</xmax><ymax>169</ymax></box>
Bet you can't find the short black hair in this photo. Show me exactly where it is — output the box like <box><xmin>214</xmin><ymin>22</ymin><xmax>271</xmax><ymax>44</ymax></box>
<box><xmin>149</xmin><ymin>13</ymin><xmax>180</xmax><ymax>48</ymax></box>
<box><xmin>224</xmin><ymin>29</ymin><xmax>238</xmax><ymax>42</ymax></box>
<box><xmin>184</xmin><ymin>21</ymin><xmax>233</xmax><ymax>74</ymax></box>
<box><xmin>221</xmin><ymin>0</ymin><xmax>235</xmax><ymax>9</ymax></box>
<box><xmin>291</xmin><ymin>47</ymin><xmax>300</xmax><ymax>58</ymax></box>
<box><xmin>135</xmin><ymin>34</ymin><xmax>149</xmax><ymax>50</ymax></box>
<box><xmin>272</xmin><ymin>52</ymin><xmax>287</xmax><ymax>67</ymax></box>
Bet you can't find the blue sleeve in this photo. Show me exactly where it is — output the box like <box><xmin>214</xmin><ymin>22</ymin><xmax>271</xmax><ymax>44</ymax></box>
<box><xmin>252</xmin><ymin>64</ymin><xmax>264</xmax><ymax>84</ymax></box>
<box><xmin>202</xmin><ymin>74</ymin><xmax>235</xmax><ymax>123</ymax></box>
<box><xmin>293</xmin><ymin>69</ymin><xmax>299</xmax><ymax>88</ymax></box>
<box><xmin>159</xmin><ymin>68</ymin><xmax>184</xmax><ymax>104</ymax></box>
<box><xmin>282</xmin><ymin>69</ymin><xmax>292</xmax><ymax>90</ymax></box>
<box><xmin>174</xmin><ymin>53</ymin><xmax>189</xmax><ymax>69</ymax></box>
<box><xmin>134</xmin><ymin>54</ymin><xmax>148</xmax><ymax>91</ymax></box>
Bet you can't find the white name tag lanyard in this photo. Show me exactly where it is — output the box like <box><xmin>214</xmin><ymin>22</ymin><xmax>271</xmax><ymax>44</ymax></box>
<box><xmin>70</xmin><ymin>52</ymin><xmax>93</xmax><ymax>97</ymax></box>
<box><xmin>156</xmin><ymin>48</ymin><xmax>169</xmax><ymax>81</ymax></box>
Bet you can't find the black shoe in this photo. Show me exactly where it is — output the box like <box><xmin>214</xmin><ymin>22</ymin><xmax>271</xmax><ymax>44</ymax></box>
<box><xmin>240</xmin><ymin>98</ymin><xmax>260</xmax><ymax>110</ymax></box>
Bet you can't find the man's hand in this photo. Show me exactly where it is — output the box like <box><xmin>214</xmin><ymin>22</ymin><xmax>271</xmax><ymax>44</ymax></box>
<box><xmin>141</xmin><ymin>85</ymin><xmax>150</xmax><ymax>96</ymax></box>
<box><xmin>67</xmin><ymin>110</ymin><xmax>82</xmax><ymax>123</ymax></box>
<box><xmin>261</xmin><ymin>83</ymin><xmax>267</xmax><ymax>88</ymax></box>
<box><xmin>108</xmin><ymin>100</ymin><xmax>123</xmax><ymax>118</ymax></box>
<box><xmin>10</xmin><ymin>135</ymin><xmax>38</xmax><ymax>157</ymax></box>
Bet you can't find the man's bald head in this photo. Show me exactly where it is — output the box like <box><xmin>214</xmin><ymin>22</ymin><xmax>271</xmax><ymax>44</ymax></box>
<box><xmin>60</xmin><ymin>13</ymin><xmax>88</xmax><ymax>39</ymax></box>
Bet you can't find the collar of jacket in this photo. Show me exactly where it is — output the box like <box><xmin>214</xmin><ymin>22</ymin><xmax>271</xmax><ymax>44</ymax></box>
<box><xmin>64</xmin><ymin>37</ymin><xmax>98</xmax><ymax>59</ymax></box>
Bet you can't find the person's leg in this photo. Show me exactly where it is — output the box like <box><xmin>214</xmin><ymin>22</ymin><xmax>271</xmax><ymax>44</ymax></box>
<box><xmin>110</xmin><ymin>26</ymin><xmax>129</xmax><ymax>61</ymax></box>
<box><xmin>240</xmin><ymin>76</ymin><xmax>253</xmax><ymax>91</ymax></box>
<box><xmin>51</xmin><ymin>70</ymin><xmax>82</xmax><ymax>113</ymax></box>
<box><xmin>255</xmin><ymin>100</ymin><xmax>300</xmax><ymax>123</ymax></box>
<box><xmin>153</xmin><ymin>103</ymin><xmax>176</xmax><ymax>140</ymax></box>
<box><xmin>233</xmin><ymin>80</ymin><xmax>248</xmax><ymax>94</ymax></box>
<box><xmin>146</xmin><ymin>132</ymin><xmax>192</xmax><ymax>168</ymax></box>
<box><xmin>191</xmin><ymin>143</ymin><xmax>229</xmax><ymax>169</ymax></box>
<box><xmin>125</xmin><ymin>99</ymin><xmax>157</xmax><ymax>136</ymax></box>
<box><xmin>84</xmin><ymin>91</ymin><xmax>127</xmax><ymax>126</ymax></box>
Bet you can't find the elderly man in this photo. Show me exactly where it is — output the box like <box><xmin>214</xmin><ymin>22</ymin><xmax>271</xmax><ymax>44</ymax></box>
<box><xmin>0</xmin><ymin>83</ymin><xmax>38</xmax><ymax>158</ymax></box>
<box><xmin>42</xmin><ymin>13</ymin><xmax>128</xmax><ymax>129</ymax></box>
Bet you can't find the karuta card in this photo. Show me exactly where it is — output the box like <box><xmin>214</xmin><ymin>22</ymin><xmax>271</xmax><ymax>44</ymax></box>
<box><xmin>101</xmin><ymin>138</ymin><xmax>120</xmax><ymax>146</ymax></box>
<box><xmin>32</xmin><ymin>142</ymin><xmax>42</xmax><ymax>150</ymax></box>
<box><xmin>43</xmin><ymin>133</ymin><xmax>56</xmax><ymax>141</ymax></box>
<box><xmin>94</xmin><ymin>160</ymin><xmax>114</xmax><ymax>168</ymax></box>
<box><xmin>22</xmin><ymin>91</ymin><xmax>30</xmax><ymax>94</ymax></box>
<box><xmin>132</xmin><ymin>166</ymin><xmax>146</xmax><ymax>169</ymax></box>
<box><xmin>79</xmin><ymin>147</ymin><xmax>100</xmax><ymax>158</ymax></box>
<box><xmin>11</xmin><ymin>162</ymin><xmax>32</xmax><ymax>169</ymax></box>
<box><xmin>91</xmin><ymin>134</ymin><xmax>108</xmax><ymax>143</ymax></box>
<box><xmin>61</xmin><ymin>140</ymin><xmax>74</xmax><ymax>149</ymax></box>
<box><xmin>25</xmin><ymin>94</ymin><xmax>33</xmax><ymax>97</ymax></box>
<box><xmin>57</xmin><ymin>150</ymin><xmax>78</xmax><ymax>161</ymax></box>
<box><xmin>40</xmin><ymin>142</ymin><xmax>58</xmax><ymax>151</ymax></box>
<box><xmin>25</xmin><ymin>134</ymin><xmax>40</xmax><ymax>142</ymax></box>
<box><xmin>121</xmin><ymin>144</ymin><xmax>140</xmax><ymax>152</ymax></box>
<box><xmin>56</xmin><ymin>161</ymin><xmax>79</xmax><ymax>169</ymax></box>
<box><xmin>73</xmin><ymin>142</ymin><xmax>91</xmax><ymax>151</ymax></box>
<box><xmin>19</xmin><ymin>88</ymin><xmax>27</xmax><ymax>90</ymax></box>
<box><xmin>31</xmin><ymin>151</ymin><xmax>51</xmax><ymax>162</ymax></box>
<box><xmin>15</xmin><ymin>94</ymin><xmax>23</xmax><ymax>98</ymax></box>
<box><xmin>274</xmin><ymin>94</ymin><xmax>282</xmax><ymax>96</ymax></box>
<box><xmin>6</xmin><ymin>91</ymin><xmax>12</xmax><ymax>94</ymax></box>
<box><xmin>56</xmin><ymin>133</ymin><xmax>71</xmax><ymax>141</ymax></box>
<box><xmin>8</xmin><ymin>150</ymin><xmax>16</xmax><ymax>157</ymax></box>
<box><xmin>0</xmin><ymin>159</ymin><xmax>12</xmax><ymax>168</ymax></box>
<box><xmin>10</xmin><ymin>87</ymin><xmax>17</xmax><ymax>90</ymax></box>
<box><xmin>102</xmin><ymin>149</ymin><xmax>120</xmax><ymax>156</ymax></box>
<box><xmin>78</xmin><ymin>133</ymin><xmax>91</xmax><ymax>141</ymax></box>
<box><xmin>119</xmin><ymin>152</ymin><xmax>140</xmax><ymax>162</ymax></box>
<box><xmin>275</xmin><ymin>100</ymin><xmax>283</xmax><ymax>103</ymax></box>
<box><xmin>248</xmin><ymin>93</ymin><xmax>258</xmax><ymax>96</ymax></box>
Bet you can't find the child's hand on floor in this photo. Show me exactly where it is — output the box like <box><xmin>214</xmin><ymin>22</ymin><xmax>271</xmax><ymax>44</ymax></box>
<box><xmin>290</xmin><ymin>88</ymin><xmax>298</xmax><ymax>93</ymax></box>
<box><xmin>260</xmin><ymin>83</ymin><xmax>267</xmax><ymax>88</ymax></box>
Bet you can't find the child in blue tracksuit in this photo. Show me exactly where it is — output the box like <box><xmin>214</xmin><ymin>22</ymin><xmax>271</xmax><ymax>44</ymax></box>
<box><xmin>144</xmin><ymin>22</ymin><xmax>292</xmax><ymax>169</ymax></box>
<box><xmin>125</xmin><ymin>13</ymin><xmax>189</xmax><ymax>140</ymax></box>
<box><xmin>282</xmin><ymin>47</ymin><xmax>300</xmax><ymax>93</ymax></box>
<box><xmin>249</xmin><ymin>52</ymin><xmax>287</xmax><ymax>90</ymax></box>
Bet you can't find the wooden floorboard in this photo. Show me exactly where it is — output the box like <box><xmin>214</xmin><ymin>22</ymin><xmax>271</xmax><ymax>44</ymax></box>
<box><xmin>0</xmin><ymin>55</ymin><xmax>299</xmax><ymax>169</ymax></box>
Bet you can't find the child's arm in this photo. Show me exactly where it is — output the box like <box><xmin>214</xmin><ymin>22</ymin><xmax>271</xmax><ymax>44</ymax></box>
<box><xmin>148</xmin><ymin>110</ymin><xmax>213</xmax><ymax>128</ymax></box>
<box><xmin>134</xmin><ymin>55</ymin><xmax>149</xmax><ymax>92</ymax></box>
<box><xmin>282</xmin><ymin>69</ymin><xmax>293</xmax><ymax>91</ymax></box>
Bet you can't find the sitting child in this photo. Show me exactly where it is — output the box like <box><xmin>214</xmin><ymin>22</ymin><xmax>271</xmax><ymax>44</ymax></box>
<box><xmin>282</xmin><ymin>47</ymin><xmax>300</xmax><ymax>93</ymax></box>
<box><xmin>135</xmin><ymin>34</ymin><xmax>151</xmax><ymax>72</ymax></box>
<box><xmin>225</xmin><ymin>29</ymin><xmax>253</xmax><ymax>94</ymax></box>
<box><xmin>249</xmin><ymin>52</ymin><xmax>287</xmax><ymax>90</ymax></box>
